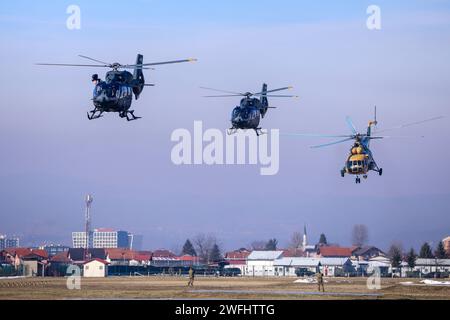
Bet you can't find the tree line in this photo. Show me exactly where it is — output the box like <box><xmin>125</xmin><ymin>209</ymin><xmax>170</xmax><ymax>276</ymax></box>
<box><xmin>388</xmin><ymin>241</ymin><xmax>449</xmax><ymax>269</ymax></box>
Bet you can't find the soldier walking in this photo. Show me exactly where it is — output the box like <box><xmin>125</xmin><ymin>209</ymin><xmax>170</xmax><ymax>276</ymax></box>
<box><xmin>317</xmin><ymin>271</ymin><xmax>325</xmax><ymax>292</ymax></box>
<box><xmin>187</xmin><ymin>267</ymin><xmax>195</xmax><ymax>287</ymax></box>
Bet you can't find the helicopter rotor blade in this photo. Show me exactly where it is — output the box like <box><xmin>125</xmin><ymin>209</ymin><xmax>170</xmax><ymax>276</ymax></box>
<box><xmin>125</xmin><ymin>58</ymin><xmax>197</xmax><ymax>68</ymax></box>
<box><xmin>203</xmin><ymin>94</ymin><xmax>244</xmax><ymax>98</ymax></box>
<box><xmin>35</xmin><ymin>63</ymin><xmax>110</xmax><ymax>68</ymax></box>
<box><xmin>200</xmin><ymin>87</ymin><xmax>245</xmax><ymax>96</ymax></box>
<box><xmin>283</xmin><ymin>133</ymin><xmax>354</xmax><ymax>138</ymax></box>
<box><xmin>375</xmin><ymin>116</ymin><xmax>444</xmax><ymax>134</ymax></box>
<box><xmin>252</xmin><ymin>86</ymin><xmax>293</xmax><ymax>96</ymax></box>
<box><xmin>345</xmin><ymin>116</ymin><xmax>358</xmax><ymax>135</ymax></box>
<box><xmin>121</xmin><ymin>66</ymin><xmax>152</xmax><ymax>70</ymax></box>
<box><xmin>78</xmin><ymin>55</ymin><xmax>111</xmax><ymax>65</ymax></box>
<box><xmin>369</xmin><ymin>135</ymin><xmax>425</xmax><ymax>139</ymax></box>
<box><xmin>260</xmin><ymin>94</ymin><xmax>299</xmax><ymax>98</ymax></box>
<box><xmin>311</xmin><ymin>137</ymin><xmax>354</xmax><ymax>149</ymax></box>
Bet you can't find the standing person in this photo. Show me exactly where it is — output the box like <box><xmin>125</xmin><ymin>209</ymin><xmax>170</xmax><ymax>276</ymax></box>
<box><xmin>187</xmin><ymin>267</ymin><xmax>195</xmax><ymax>287</ymax></box>
<box><xmin>316</xmin><ymin>271</ymin><xmax>325</xmax><ymax>292</ymax></box>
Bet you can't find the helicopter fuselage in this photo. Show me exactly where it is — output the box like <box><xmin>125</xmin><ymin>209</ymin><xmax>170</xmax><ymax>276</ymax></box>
<box><xmin>93</xmin><ymin>70</ymin><xmax>137</xmax><ymax>113</ymax></box>
<box><xmin>341</xmin><ymin>136</ymin><xmax>382</xmax><ymax>183</ymax></box>
<box><xmin>230</xmin><ymin>97</ymin><xmax>268</xmax><ymax>130</ymax></box>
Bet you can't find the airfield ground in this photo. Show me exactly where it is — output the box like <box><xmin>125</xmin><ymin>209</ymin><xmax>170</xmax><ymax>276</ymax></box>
<box><xmin>0</xmin><ymin>276</ymin><xmax>449</xmax><ymax>300</ymax></box>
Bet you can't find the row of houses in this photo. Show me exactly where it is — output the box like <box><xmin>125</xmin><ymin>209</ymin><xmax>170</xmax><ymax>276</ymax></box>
<box><xmin>2</xmin><ymin>244</ymin><xmax>450</xmax><ymax>278</ymax></box>
<box><xmin>224</xmin><ymin>246</ymin><xmax>450</xmax><ymax>277</ymax></box>
<box><xmin>0</xmin><ymin>247</ymin><xmax>201</xmax><ymax>277</ymax></box>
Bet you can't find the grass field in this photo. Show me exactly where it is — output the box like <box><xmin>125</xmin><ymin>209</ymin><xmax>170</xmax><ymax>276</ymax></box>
<box><xmin>0</xmin><ymin>276</ymin><xmax>449</xmax><ymax>300</ymax></box>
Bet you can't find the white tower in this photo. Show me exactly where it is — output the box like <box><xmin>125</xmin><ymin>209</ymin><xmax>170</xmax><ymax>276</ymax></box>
<box><xmin>84</xmin><ymin>194</ymin><xmax>93</xmax><ymax>260</ymax></box>
<box><xmin>302</xmin><ymin>224</ymin><xmax>307</xmax><ymax>249</ymax></box>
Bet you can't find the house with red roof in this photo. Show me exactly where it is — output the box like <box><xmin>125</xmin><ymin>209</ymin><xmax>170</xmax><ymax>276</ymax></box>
<box><xmin>151</xmin><ymin>249</ymin><xmax>179</xmax><ymax>267</ymax></box>
<box><xmin>105</xmin><ymin>248</ymin><xmax>136</xmax><ymax>265</ymax></box>
<box><xmin>281</xmin><ymin>248</ymin><xmax>304</xmax><ymax>258</ymax></box>
<box><xmin>177</xmin><ymin>254</ymin><xmax>200</xmax><ymax>266</ymax></box>
<box><xmin>133</xmin><ymin>252</ymin><xmax>152</xmax><ymax>265</ymax></box>
<box><xmin>1</xmin><ymin>248</ymin><xmax>48</xmax><ymax>271</ymax></box>
<box><xmin>224</xmin><ymin>249</ymin><xmax>251</xmax><ymax>275</ymax></box>
<box><xmin>316</xmin><ymin>246</ymin><xmax>357</xmax><ymax>258</ymax></box>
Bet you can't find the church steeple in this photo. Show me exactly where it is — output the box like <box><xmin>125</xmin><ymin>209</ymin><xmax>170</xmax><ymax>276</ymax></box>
<box><xmin>302</xmin><ymin>224</ymin><xmax>307</xmax><ymax>248</ymax></box>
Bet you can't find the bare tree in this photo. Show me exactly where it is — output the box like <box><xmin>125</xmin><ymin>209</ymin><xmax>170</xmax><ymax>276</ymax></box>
<box><xmin>249</xmin><ymin>240</ymin><xmax>266</xmax><ymax>250</ymax></box>
<box><xmin>288</xmin><ymin>232</ymin><xmax>303</xmax><ymax>249</ymax></box>
<box><xmin>193</xmin><ymin>233</ymin><xmax>217</xmax><ymax>264</ymax></box>
<box><xmin>351</xmin><ymin>224</ymin><xmax>369</xmax><ymax>247</ymax></box>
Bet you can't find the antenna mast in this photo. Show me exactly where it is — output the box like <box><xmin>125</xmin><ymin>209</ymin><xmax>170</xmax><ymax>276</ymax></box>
<box><xmin>84</xmin><ymin>194</ymin><xmax>93</xmax><ymax>261</ymax></box>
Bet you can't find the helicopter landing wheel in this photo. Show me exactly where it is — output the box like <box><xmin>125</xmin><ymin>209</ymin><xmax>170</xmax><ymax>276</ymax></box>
<box><xmin>340</xmin><ymin>169</ymin><xmax>345</xmax><ymax>177</ymax></box>
<box><xmin>120</xmin><ymin>110</ymin><xmax>141</xmax><ymax>121</ymax></box>
<box><xmin>87</xmin><ymin>109</ymin><xmax>103</xmax><ymax>120</ymax></box>
<box><xmin>379</xmin><ymin>168</ymin><xmax>383</xmax><ymax>176</ymax></box>
<box><xmin>355</xmin><ymin>177</ymin><xmax>361</xmax><ymax>184</ymax></box>
<box><xmin>255</xmin><ymin>128</ymin><xmax>265</xmax><ymax>136</ymax></box>
<box><xmin>227</xmin><ymin>128</ymin><xmax>238</xmax><ymax>135</ymax></box>
<box><xmin>363</xmin><ymin>175</ymin><xmax>368</xmax><ymax>179</ymax></box>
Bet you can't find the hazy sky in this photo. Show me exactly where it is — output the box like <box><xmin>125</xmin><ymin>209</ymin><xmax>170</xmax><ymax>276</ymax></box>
<box><xmin>0</xmin><ymin>0</ymin><xmax>449</xmax><ymax>253</ymax></box>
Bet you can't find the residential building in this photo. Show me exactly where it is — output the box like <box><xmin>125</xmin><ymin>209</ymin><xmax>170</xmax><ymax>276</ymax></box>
<box><xmin>318</xmin><ymin>258</ymin><xmax>355</xmax><ymax>276</ymax></box>
<box><xmin>0</xmin><ymin>248</ymin><xmax>48</xmax><ymax>276</ymax></box>
<box><xmin>224</xmin><ymin>249</ymin><xmax>251</xmax><ymax>275</ymax></box>
<box><xmin>443</xmin><ymin>236</ymin><xmax>450</xmax><ymax>255</ymax></box>
<box><xmin>68</xmin><ymin>248</ymin><xmax>106</xmax><ymax>262</ymax></box>
<box><xmin>317</xmin><ymin>246</ymin><xmax>355</xmax><ymax>258</ymax></box>
<box><xmin>281</xmin><ymin>248</ymin><xmax>304</xmax><ymax>258</ymax></box>
<box><xmin>48</xmin><ymin>251</ymin><xmax>72</xmax><ymax>277</ymax></box>
<box><xmin>274</xmin><ymin>257</ymin><xmax>354</xmax><ymax>277</ymax></box>
<box><xmin>21</xmin><ymin>252</ymin><xmax>47</xmax><ymax>277</ymax></box>
<box><xmin>105</xmin><ymin>248</ymin><xmax>138</xmax><ymax>265</ymax></box>
<box><xmin>246</xmin><ymin>250</ymin><xmax>284</xmax><ymax>276</ymax></box>
<box><xmin>274</xmin><ymin>257</ymin><xmax>320</xmax><ymax>276</ymax></box>
<box><xmin>352</xmin><ymin>246</ymin><xmax>385</xmax><ymax>261</ymax></box>
<box><xmin>367</xmin><ymin>256</ymin><xmax>392</xmax><ymax>276</ymax></box>
<box><xmin>150</xmin><ymin>249</ymin><xmax>179</xmax><ymax>267</ymax></box>
<box><xmin>413</xmin><ymin>258</ymin><xmax>450</xmax><ymax>275</ymax></box>
<box><xmin>177</xmin><ymin>254</ymin><xmax>200</xmax><ymax>267</ymax></box>
<box><xmin>41</xmin><ymin>244</ymin><xmax>71</xmax><ymax>257</ymax></box>
<box><xmin>83</xmin><ymin>258</ymin><xmax>109</xmax><ymax>277</ymax></box>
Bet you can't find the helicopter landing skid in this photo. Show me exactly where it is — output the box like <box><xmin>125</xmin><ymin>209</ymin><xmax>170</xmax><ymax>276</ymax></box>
<box><xmin>119</xmin><ymin>110</ymin><xmax>141</xmax><ymax>121</ymax></box>
<box><xmin>87</xmin><ymin>109</ymin><xmax>104</xmax><ymax>120</ymax></box>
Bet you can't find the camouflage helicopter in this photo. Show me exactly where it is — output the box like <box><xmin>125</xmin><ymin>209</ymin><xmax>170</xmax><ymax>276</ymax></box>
<box><xmin>201</xmin><ymin>83</ymin><xmax>298</xmax><ymax>135</ymax></box>
<box><xmin>36</xmin><ymin>54</ymin><xmax>196</xmax><ymax>121</ymax></box>
<box><xmin>287</xmin><ymin>108</ymin><xmax>443</xmax><ymax>184</ymax></box>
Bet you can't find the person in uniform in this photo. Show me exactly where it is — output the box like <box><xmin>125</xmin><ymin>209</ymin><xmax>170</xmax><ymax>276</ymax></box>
<box><xmin>316</xmin><ymin>271</ymin><xmax>325</xmax><ymax>292</ymax></box>
<box><xmin>187</xmin><ymin>267</ymin><xmax>195</xmax><ymax>287</ymax></box>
